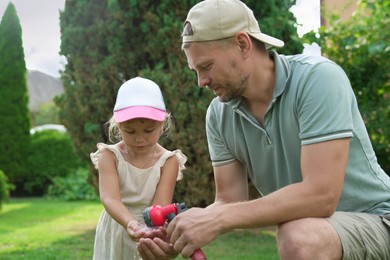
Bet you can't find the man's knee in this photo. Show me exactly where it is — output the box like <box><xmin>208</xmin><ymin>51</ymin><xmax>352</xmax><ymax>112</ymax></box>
<box><xmin>276</xmin><ymin>218</ymin><xmax>342</xmax><ymax>260</ymax></box>
<box><xmin>276</xmin><ymin>219</ymin><xmax>313</xmax><ymax>259</ymax></box>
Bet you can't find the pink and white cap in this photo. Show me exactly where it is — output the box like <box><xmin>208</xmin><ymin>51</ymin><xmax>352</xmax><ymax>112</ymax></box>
<box><xmin>113</xmin><ymin>77</ymin><xmax>166</xmax><ymax>123</ymax></box>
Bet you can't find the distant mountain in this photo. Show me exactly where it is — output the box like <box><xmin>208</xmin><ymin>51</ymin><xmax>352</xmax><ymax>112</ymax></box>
<box><xmin>27</xmin><ymin>70</ymin><xmax>64</xmax><ymax>111</ymax></box>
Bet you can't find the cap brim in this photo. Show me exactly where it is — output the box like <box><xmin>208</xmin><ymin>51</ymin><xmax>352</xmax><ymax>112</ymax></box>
<box><xmin>114</xmin><ymin>106</ymin><xmax>166</xmax><ymax>123</ymax></box>
<box><xmin>248</xmin><ymin>32</ymin><xmax>285</xmax><ymax>49</ymax></box>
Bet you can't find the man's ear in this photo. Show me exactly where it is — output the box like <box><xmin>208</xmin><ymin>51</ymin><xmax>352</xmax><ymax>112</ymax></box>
<box><xmin>235</xmin><ymin>32</ymin><xmax>252</xmax><ymax>57</ymax></box>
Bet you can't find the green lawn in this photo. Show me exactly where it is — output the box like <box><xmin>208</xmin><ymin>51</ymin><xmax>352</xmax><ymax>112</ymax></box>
<box><xmin>0</xmin><ymin>198</ymin><xmax>278</xmax><ymax>259</ymax></box>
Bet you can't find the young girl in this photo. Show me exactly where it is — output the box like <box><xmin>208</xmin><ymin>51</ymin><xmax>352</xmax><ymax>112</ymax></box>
<box><xmin>90</xmin><ymin>77</ymin><xmax>187</xmax><ymax>260</ymax></box>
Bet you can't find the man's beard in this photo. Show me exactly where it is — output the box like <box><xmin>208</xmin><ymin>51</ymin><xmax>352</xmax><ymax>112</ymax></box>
<box><xmin>219</xmin><ymin>74</ymin><xmax>249</xmax><ymax>102</ymax></box>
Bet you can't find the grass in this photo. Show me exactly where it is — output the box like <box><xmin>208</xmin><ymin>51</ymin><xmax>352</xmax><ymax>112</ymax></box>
<box><xmin>199</xmin><ymin>229</ymin><xmax>278</xmax><ymax>260</ymax></box>
<box><xmin>0</xmin><ymin>198</ymin><xmax>278</xmax><ymax>259</ymax></box>
<box><xmin>0</xmin><ymin>198</ymin><xmax>102</xmax><ymax>259</ymax></box>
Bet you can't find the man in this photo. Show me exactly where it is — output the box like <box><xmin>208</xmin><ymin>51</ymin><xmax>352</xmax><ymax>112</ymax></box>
<box><xmin>138</xmin><ymin>0</ymin><xmax>390</xmax><ymax>259</ymax></box>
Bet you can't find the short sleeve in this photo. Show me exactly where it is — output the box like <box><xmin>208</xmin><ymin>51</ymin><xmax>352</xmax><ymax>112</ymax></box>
<box><xmin>172</xmin><ymin>149</ymin><xmax>187</xmax><ymax>181</ymax></box>
<box><xmin>90</xmin><ymin>143</ymin><xmax>121</xmax><ymax>169</ymax></box>
<box><xmin>206</xmin><ymin>99</ymin><xmax>236</xmax><ymax>166</ymax></box>
<box><xmin>156</xmin><ymin>149</ymin><xmax>187</xmax><ymax>181</ymax></box>
<box><xmin>297</xmin><ymin>62</ymin><xmax>354</xmax><ymax>144</ymax></box>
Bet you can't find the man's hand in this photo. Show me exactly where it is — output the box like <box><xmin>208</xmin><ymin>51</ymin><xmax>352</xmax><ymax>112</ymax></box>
<box><xmin>168</xmin><ymin>207</ymin><xmax>220</xmax><ymax>258</ymax></box>
<box><xmin>137</xmin><ymin>237</ymin><xmax>178</xmax><ymax>260</ymax></box>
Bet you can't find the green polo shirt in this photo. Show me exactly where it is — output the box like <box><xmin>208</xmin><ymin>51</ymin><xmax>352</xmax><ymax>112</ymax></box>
<box><xmin>206</xmin><ymin>51</ymin><xmax>390</xmax><ymax>214</ymax></box>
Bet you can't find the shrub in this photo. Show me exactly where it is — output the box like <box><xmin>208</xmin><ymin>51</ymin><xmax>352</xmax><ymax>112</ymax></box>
<box><xmin>46</xmin><ymin>167</ymin><xmax>98</xmax><ymax>201</ymax></box>
<box><xmin>30</xmin><ymin>101</ymin><xmax>62</xmax><ymax>127</ymax></box>
<box><xmin>24</xmin><ymin>130</ymin><xmax>82</xmax><ymax>195</ymax></box>
<box><xmin>0</xmin><ymin>170</ymin><xmax>14</xmax><ymax>210</ymax></box>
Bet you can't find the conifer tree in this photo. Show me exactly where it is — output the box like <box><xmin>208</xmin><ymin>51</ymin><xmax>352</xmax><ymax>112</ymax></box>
<box><xmin>0</xmin><ymin>3</ymin><xmax>30</xmax><ymax>191</ymax></box>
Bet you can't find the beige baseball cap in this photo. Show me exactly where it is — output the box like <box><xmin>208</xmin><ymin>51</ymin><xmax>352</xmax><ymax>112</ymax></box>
<box><xmin>182</xmin><ymin>0</ymin><xmax>284</xmax><ymax>49</ymax></box>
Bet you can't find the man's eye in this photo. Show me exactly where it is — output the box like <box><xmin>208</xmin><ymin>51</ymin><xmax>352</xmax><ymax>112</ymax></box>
<box><xmin>202</xmin><ymin>64</ymin><xmax>211</xmax><ymax>70</ymax></box>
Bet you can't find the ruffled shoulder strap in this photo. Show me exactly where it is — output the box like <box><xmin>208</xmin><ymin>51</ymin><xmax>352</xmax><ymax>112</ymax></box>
<box><xmin>90</xmin><ymin>142</ymin><xmax>122</xmax><ymax>169</ymax></box>
<box><xmin>155</xmin><ymin>149</ymin><xmax>187</xmax><ymax>181</ymax></box>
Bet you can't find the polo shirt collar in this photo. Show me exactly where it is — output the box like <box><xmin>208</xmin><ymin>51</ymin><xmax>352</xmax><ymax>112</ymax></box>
<box><xmin>270</xmin><ymin>50</ymin><xmax>289</xmax><ymax>100</ymax></box>
<box><xmin>227</xmin><ymin>51</ymin><xmax>290</xmax><ymax>109</ymax></box>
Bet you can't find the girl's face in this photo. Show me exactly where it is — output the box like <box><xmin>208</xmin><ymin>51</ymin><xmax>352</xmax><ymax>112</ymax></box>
<box><xmin>119</xmin><ymin>118</ymin><xmax>162</xmax><ymax>154</ymax></box>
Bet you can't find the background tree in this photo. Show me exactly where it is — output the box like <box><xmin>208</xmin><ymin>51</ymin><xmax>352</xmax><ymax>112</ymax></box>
<box><xmin>57</xmin><ymin>0</ymin><xmax>114</xmax><ymax>189</ymax></box>
<box><xmin>302</xmin><ymin>0</ymin><xmax>390</xmax><ymax>173</ymax></box>
<box><xmin>0</xmin><ymin>3</ymin><xmax>31</xmax><ymax>193</ymax></box>
<box><xmin>0</xmin><ymin>170</ymin><xmax>14</xmax><ymax>210</ymax></box>
<box><xmin>59</xmin><ymin>0</ymin><xmax>303</xmax><ymax>206</ymax></box>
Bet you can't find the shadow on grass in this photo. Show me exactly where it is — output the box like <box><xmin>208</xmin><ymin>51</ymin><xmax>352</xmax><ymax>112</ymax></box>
<box><xmin>0</xmin><ymin>229</ymin><xmax>96</xmax><ymax>260</ymax></box>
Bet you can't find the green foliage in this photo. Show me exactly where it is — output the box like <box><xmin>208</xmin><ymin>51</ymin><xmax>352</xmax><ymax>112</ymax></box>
<box><xmin>246</xmin><ymin>0</ymin><xmax>303</xmax><ymax>54</ymax></box>
<box><xmin>0</xmin><ymin>170</ymin><xmax>14</xmax><ymax>210</ymax></box>
<box><xmin>23</xmin><ymin>130</ymin><xmax>82</xmax><ymax>196</ymax></box>
<box><xmin>59</xmin><ymin>0</ymin><xmax>304</xmax><ymax>206</ymax></box>
<box><xmin>46</xmin><ymin>167</ymin><xmax>99</xmax><ymax>201</ymax></box>
<box><xmin>57</xmin><ymin>0</ymin><xmax>120</xmax><ymax>191</ymax></box>
<box><xmin>302</xmin><ymin>0</ymin><xmax>390</xmax><ymax>172</ymax></box>
<box><xmin>30</xmin><ymin>101</ymin><xmax>61</xmax><ymax>127</ymax></box>
<box><xmin>0</xmin><ymin>3</ymin><xmax>31</xmax><ymax>187</ymax></box>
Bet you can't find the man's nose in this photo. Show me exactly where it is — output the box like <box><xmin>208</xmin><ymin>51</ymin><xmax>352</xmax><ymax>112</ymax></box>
<box><xmin>197</xmin><ymin>73</ymin><xmax>210</xmax><ymax>88</ymax></box>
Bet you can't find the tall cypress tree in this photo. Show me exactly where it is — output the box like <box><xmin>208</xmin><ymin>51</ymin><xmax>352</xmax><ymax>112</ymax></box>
<box><xmin>0</xmin><ymin>3</ymin><xmax>30</xmax><ymax>190</ymax></box>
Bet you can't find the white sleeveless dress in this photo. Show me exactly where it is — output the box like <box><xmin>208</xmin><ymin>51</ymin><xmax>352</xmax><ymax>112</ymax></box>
<box><xmin>90</xmin><ymin>143</ymin><xmax>187</xmax><ymax>260</ymax></box>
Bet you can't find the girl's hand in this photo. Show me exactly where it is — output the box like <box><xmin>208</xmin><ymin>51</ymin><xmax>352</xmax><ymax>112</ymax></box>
<box><xmin>127</xmin><ymin>220</ymin><xmax>167</xmax><ymax>241</ymax></box>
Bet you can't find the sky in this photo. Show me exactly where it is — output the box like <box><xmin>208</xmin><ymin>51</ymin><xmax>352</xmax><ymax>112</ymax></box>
<box><xmin>0</xmin><ymin>0</ymin><xmax>65</xmax><ymax>77</ymax></box>
<box><xmin>0</xmin><ymin>0</ymin><xmax>320</xmax><ymax>78</ymax></box>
